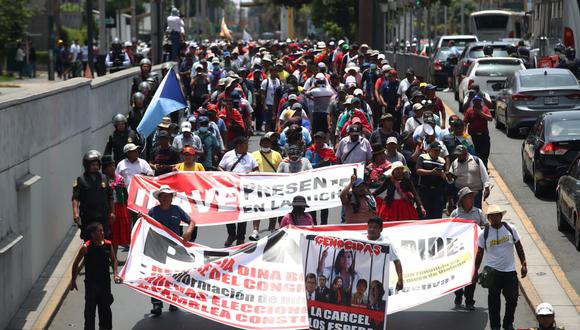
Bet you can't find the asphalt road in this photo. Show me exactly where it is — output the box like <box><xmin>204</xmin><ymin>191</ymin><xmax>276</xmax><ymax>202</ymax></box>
<box><xmin>437</xmin><ymin>91</ymin><xmax>580</xmax><ymax>294</ymax></box>
<box><xmin>49</xmin><ymin>134</ymin><xmax>537</xmax><ymax>330</ymax></box>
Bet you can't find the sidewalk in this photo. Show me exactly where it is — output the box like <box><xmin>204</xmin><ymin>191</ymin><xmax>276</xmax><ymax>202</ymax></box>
<box><xmin>484</xmin><ymin>162</ymin><xmax>580</xmax><ymax>329</ymax></box>
<box><xmin>0</xmin><ymin>72</ymin><xmax>62</xmax><ymax>97</ymax></box>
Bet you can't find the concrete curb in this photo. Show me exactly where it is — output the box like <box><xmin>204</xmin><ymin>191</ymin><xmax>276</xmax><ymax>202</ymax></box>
<box><xmin>7</xmin><ymin>226</ymin><xmax>80</xmax><ymax>330</ymax></box>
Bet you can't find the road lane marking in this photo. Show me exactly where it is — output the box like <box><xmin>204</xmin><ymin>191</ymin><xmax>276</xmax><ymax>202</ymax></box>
<box><xmin>442</xmin><ymin>101</ymin><xmax>580</xmax><ymax>313</ymax></box>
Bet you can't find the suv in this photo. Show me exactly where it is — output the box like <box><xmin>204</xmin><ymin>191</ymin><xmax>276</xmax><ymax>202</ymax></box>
<box><xmin>435</xmin><ymin>35</ymin><xmax>479</xmax><ymax>51</ymax></box>
<box><xmin>453</xmin><ymin>42</ymin><xmax>513</xmax><ymax>100</ymax></box>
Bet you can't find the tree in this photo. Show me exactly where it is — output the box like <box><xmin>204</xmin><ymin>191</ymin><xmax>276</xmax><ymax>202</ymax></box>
<box><xmin>0</xmin><ymin>0</ymin><xmax>34</xmax><ymax>74</ymax></box>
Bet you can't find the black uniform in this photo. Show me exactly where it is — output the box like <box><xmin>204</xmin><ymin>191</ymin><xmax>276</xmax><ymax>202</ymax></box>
<box><xmin>127</xmin><ymin>106</ymin><xmax>146</xmax><ymax>131</ymax></box>
<box><xmin>84</xmin><ymin>240</ymin><xmax>114</xmax><ymax>330</ymax></box>
<box><xmin>131</xmin><ymin>73</ymin><xmax>151</xmax><ymax>95</ymax></box>
<box><xmin>72</xmin><ymin>173</ymin><xmax>113</xmax><ymax>240</ymax></box>
<box><xmin>104</xmin><ymin>129</ymin><xmax>139</xmax><ymax>165</ymax></box>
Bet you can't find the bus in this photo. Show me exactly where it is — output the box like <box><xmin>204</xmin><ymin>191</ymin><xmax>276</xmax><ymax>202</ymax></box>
<box><xmin>531</xmin><ymin>0</ymin><xmax>580</xmax><ymax>52</ymax></box>
<box><xmin>469</xmin><ymin>10</ymin><xmax>528</xmax><ymax>41</ymax></box>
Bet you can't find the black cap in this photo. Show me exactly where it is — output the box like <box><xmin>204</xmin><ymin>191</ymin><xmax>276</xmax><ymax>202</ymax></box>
<box><xmin>406</xmin><ymin>68</ymin><xmax>415</xmax><ymax>75</ymax></box>
<box><xmin>314</xmin><ymin>131</ymin><xmax>326</xmax><ymax>139</ymax></box>
<box><xmin>101</xmin><ymin>155</ymin><xmax>114</xmax><ymax>167</ymax></box>
<box><xmin>429</xmin><ymin>141</ymin><xmax>441</xmax><ymax>149</ymax></box>
<box><xmin>157</xmin><ymin>130</ymin><xmax>170</xmax><ymax>138</ymax></box>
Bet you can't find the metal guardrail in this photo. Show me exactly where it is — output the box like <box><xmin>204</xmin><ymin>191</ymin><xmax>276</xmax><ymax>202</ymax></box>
<box><xmin>385</xmin><ymin>51</ymin><xmax>431</xmax><ymax>81</ymax></box>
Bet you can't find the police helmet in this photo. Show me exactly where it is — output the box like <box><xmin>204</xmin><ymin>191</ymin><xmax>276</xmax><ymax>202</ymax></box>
<box><xmin>132</xmin><ymin>92</ymin><xmax>145</xmax><ymax>103</ymax></box>
<box><xmin>483</xmin><ymin>45</ymin><xmax>493</xmax><ymax>56</ymax></box>
<box><xmin>138</xmin><ymin>81</ymin><xmax>151</xmax><ymax>93</ymax></box>
<box><xmin>112</xmin><ymin>38</ymin><xmax>122</xmax><ymax>46</ymax></box>
<box><xmin>565</xmin><ymin>47</ymin><xmax>576</xmax><ymax>60</ymax></box>
<box><xmin>140</xmin><ymin>58</ymin><xmax>152</xmax><ymax>67</ymax></box>
<box><xmin>82</xmin><ymin>150</ymin><xmax>102</xmax><ymax>169</ymax></box>
<box><xmin>554</xmin><ymin>43</ymin><xmax>565</xmax><ymax>54</ymax></box>
<box><xmin>112</xmin><ymin>113</ymin><xmax>127</xmax><ymax>125</ymax></box>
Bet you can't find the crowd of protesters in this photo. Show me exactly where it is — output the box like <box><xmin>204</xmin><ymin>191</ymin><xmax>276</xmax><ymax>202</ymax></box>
<box><xmin>67</xmin><ymin>37</ymin><xmax>556</xmax><ymax>330</ymax></box>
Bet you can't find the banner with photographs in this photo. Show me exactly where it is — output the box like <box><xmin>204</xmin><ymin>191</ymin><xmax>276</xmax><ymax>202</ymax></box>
<box><xmin>301</xmin><ymin>235</ymin><xmax>391</xmax><ymax>330</ymax></box>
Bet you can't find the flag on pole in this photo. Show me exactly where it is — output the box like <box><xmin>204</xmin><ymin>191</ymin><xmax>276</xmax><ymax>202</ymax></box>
<box><xmin>136</xmin><ymin>67</ymin><xmax>187</xmax><ymax>138</ymax></box>
<box><xmin>220</xmin><ymin>17</ymin><xmax>232</xmax><ymax>41</ymax></box>
<box><xmin>242</xmin><ymin>29</ymin><xmax>253</xmax><ymax>42</ymax></box>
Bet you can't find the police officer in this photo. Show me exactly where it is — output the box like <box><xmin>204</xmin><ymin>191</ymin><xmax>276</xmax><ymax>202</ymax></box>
<box><xmin>128</xmin><ymin>92</ymin><xmax>146</xmax><ymax>131</ymax></box>
<box><xmin>105</xmin><ymin>38</ymin><xmax>130</xmax><ymax>73</ymax></box>
<box><xmin>483</xmin><ymin>44</ymin><xmax>494</xmax><ymax>57</ymax></box>
<box><xmin>104</xmin><ymin>114</ymin><xmax>139</xmax><ymax>165</ymax></box>
<box><xmin>131</xmin><ymin>58</ymin><xmax>152</xmax><ymax>94</ymax></box>
<box><xmin>72</xmin><ymin>150</ymin><xmax>114</xmax><ymax>240</ymax></box>
<box><xmin>557</xmin><ymin>47</ymin><xmax>580</xmax><ymax>79</ymax></box>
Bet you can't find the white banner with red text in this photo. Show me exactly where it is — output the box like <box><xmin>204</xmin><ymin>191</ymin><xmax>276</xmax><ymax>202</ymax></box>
<box><xmin>120</xmin><ymin>216</ymin><xmax>477</xmax><ymax>329</ymax></box>
<box><xmin>127</xmin><ymin>163</ymin><xmax>364</xmax><ymax>226</ymax></box>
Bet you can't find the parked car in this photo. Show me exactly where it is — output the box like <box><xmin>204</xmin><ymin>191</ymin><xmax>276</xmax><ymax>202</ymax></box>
<box><xmin>556</xmin><ymin>154</ymin><xmax>580</xmax><ymax>250</ymax></box>
<box><xmin>521</xmin><ymin>111</ymin><xmax>580</xmax><ymax>197</ymax></box>
<box><xmin>435</xmin><ymin>35</ymin><xmax>479</xmax><ymax>51</ymax></box>
<box><xmin>428</xmin><ymin>48</ymin><xmax>452</xmax><ymax>86</ymax></box>
<box><xmin>452</xmin><ymin>42</ymin><xmax>513</xmax><ymax>100</ymax></box>
<box><xmin>458</xmin><ymin>57</ymin><xmax>526</xmax><ymax>113</ymax></box>
<box><xmin>496</xmin><ymin>69</ymin><xmax>580</xmax><ymax>136</ymax></box>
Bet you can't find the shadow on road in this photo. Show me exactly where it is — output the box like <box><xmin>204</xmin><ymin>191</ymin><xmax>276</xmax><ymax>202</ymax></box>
<box><xmin>132</xmin><ymin>310</ymin><xmax>233</xmax><ymax>329</ymax></box>
<box><xmin>388</xmin><ymin>308</ymin><xmax>489</xmax><ymax>329</ymax></box>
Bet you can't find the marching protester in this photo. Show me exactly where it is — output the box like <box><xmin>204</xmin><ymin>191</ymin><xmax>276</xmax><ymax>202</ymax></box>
<box><xmin>373</xmin><ymin>161</ymin><xmax>424</xmax><ymax>221</ymax></box>
<box><xmin>448</xmin><ymin>144</ymin><xmax>490</xmax><ymax>209</ymax></box>
<box><xmin>70</xmin><ymin>222</ymin><xmax>121</xmax><ymax>330</ymax></box>
<box><xmin>365</xmin><ymin>217</ymin><xmax>404</xmax><ymax>292</ymax></box>
<box><xmin>450</xmin><ymin>187</ymin><xmax>487</xmax><ymax>310</ymax></box>
<box><xmin>101</xmin><ymin>156</ymin><xmax>131</xmax><ymax>259</ymax></box>
<box><xmin>474</xmin><ymin>205</ymin><xmax>527</xmax><ymax>330</ymax></box>
<box><xmin>525</xmin><ymin>302</ymin><xmax>565</xmax><ymax>330</ymax></box>
<box><xmin>279</xmin><ymin>196</ymin><xmax>314</xmax><ymax>227</ymax></box>
<box><xmin>147</xmin><ymin>185</ymin><xmax>196</xmax><ymax>316</ymax></box>
<box><xmin>173</xmin><ymin>146</ymin><xmax>205</xmax><ymax>171</ymax></box>
<box><xmin>464</xmin><ymin>96</ymin><xmax>493</xmax><ymax>168</ymax></box>
<box><xmin>115</xmin><ymin>143</ymin><xmax>153</xmax><ymax>187</ymax></box>
<box><xmin>341</xmin><ymin>172</ymin><xmax>376</xmax><ymax>223</ymax></box>
<box><xmin>219</xmin><ymin>136</ymin><xmax>258</xmax><ymax>246</ymax></box>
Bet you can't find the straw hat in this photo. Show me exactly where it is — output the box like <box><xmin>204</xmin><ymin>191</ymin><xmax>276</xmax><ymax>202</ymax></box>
<box><xmin>384</xmin><ymin>161</ymin><xmax>410</xmax><ymax>177</ymax></box>
<box><xmin>486</xmin><ymin>204</ymin><xmax>507</xmax><ymax>216</ymax></box>
<box><xmin>153</xmin><ymin>185</ymin><xmax>176</xmax><ymax>200</ymax></box>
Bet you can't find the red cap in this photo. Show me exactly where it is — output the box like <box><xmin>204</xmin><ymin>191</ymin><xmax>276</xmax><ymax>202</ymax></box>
<box><xmin>207</xmin><ymin>104</ymin><xmax>218</xmax><ymax>113</ymax></box>
<box><xmin>352</xmin><ymin>117</ymin><xmax>362</xmax><ymax>124</ymax></box>
<box><xmin>389</xmin><ymin>69</ymin><xmax>398</xmax><ymax>76</ymax></box>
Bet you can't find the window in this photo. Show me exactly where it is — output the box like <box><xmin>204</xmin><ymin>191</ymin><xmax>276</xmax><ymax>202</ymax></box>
<box><xmin>475</xmin><ymin>61</ymin><xmax>523</xmax><ymax>76</ymax></box>
<box><xmin>469</xmin><ymin>46</ymin><xmax>510</xmax><ymax>58</ymax></box>
<box><xmin>474</xmin><ymin>15</ymin><xmax>509</xmax><ymax>29</ymax></box>
<box><xmin>548</xmin><ymin>119</ymin><xmax>580</xmax><ymax>138</ymax></box>
<box><xmin>520</xmin><ymin>74</ymin><xmax>578</xmax><ymax>88</ymax></box>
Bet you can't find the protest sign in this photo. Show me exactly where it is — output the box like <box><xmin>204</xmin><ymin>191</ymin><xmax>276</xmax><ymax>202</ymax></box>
<box><xmin>302</xmin><ymin>234</ymin><xmax>390</xmax><ymax>330</ymax></box>
<box><xmin>120</xmin><ymin>216</ymin><xmax>477</xmax><ymax>329</ymax></box>
<box><xmin>127</xmin><ymin>163</ymin><xmax>364</xmax><ymax>226</ymax></box>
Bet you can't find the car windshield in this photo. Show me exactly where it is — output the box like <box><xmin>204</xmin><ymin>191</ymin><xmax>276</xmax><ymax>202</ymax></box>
<box><xmin>549</xmin><ymin>120</ymin><xmax>580</xmax><ymax>138</ymax></box>
<box><xmin>475</xmin><ymin>61</ymin><xmax>523</xmax><ymax>76</ymax></box>
<box><xmin>443</xmin><ymin>38</ymin><xmax>476</xmax><ymax>48</ymax></box>
<box><xmin>469</xmin><ymin>47</ymin><xmax>510</xmax><ymax>58</ymax></box>
<box><xmin>520</xmin><ymin>74</ymin><xmax>578</xmax><ymax>88</ymax></box>
<box><xmin>474</xmin><ymin>15</ymin><xmax>508</xmax><ymax>29</ymax></box>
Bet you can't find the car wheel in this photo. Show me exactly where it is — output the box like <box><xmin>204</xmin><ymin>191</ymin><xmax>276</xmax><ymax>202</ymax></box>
<box><xmin>522</xmin><ymin>155</ymin><xmax>531</xmax><ymax>183</ymax></box>
<box><xmin>506</xmin><ymin>111</ymin><xmax>518</xmax><ymax>138</ymax></box>
<box><xmin>533</xmin><ymin>163</ymin><xmax>545</xmax><ymax>197</ymax></box>
<box><xmin>556</xmin><ymin>196</ymin><xmax>571</xmax><ymax>231</ymax></box>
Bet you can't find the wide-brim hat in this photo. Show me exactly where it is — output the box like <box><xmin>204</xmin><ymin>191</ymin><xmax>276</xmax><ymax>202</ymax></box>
<box><xmin>487</xmin><ymin>204</ymin><xmax>507</xmax><ymax>216</ymax></box>
<box><xmin>291</xmin><ymin>195</ymin><xmax>309</xmax><ymax>208</ymax></box>
<box><xmin>457</xmin><ymin>187</ymin><xmax>474</xmax><ymax>202</ymax></box>
<box><xmin>384</xmin><ymin>161</ymin><xmax>410</xmax><ymax>177</ymax></box>
<box><xmin>153</xmin><ymin>185</ymin><xmax>176</xmax><ymax>200</ymax></box>
<box><xmin>123</xmin><ymin>143</ymin><xmax>140</xmax><ymax>153</ymax></box>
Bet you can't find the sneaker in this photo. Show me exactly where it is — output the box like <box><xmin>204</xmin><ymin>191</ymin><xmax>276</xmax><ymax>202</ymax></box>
<box><xmin>443</xmin><ymin>88</ymin><xmax>451</xmax><ymax>92</ymax></box>
<box><xmin>150</xmin><ymin>305</ymin><xmax>162</xmax><ymax>317</ymax></box>
<box><xmin>169</xmin><ymin>305</ymin><xmax>179</xmax><ymax>312</ymax></box>
<box><xmin>465</xmin><ymin>304</ymin><xmax>475</xmax><ymax>311</ymax></box>
<box><xmin>249</xmin><ymin>230</ymin><xmax>259</xmax><ymax>241</ymax></box>
<box><xmin>236</xmin><ymin>239</ymin><xmax>245</xmax><ymax>245</ymax></box>
<box><xmin>224</xmin><ymin>235</ymin><xmax>236</xmax><ymax>247</ymax></box>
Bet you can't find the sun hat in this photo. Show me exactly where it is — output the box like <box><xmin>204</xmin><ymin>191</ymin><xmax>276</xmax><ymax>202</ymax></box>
<box><xmin>153</xmin><ymin>185</ymin><xmax>176</xmax><ymax>200</ymax></box>
<box><xmin>291</xmin><ymin>195</ymin><xmax>309</xmax><ymax>208</ymax></box>
<box><xmin>535</xmin><ymin>303</ymin><xmax>554</xmax><ymax>316</ymax></box>
<box><xmin>384</xmin><ymin>161</ymin><xmax>410</xmax><ymax>177</ymax></box>
<box><xmin>123</xmin><ymin>143</ymin><xmax>140</xmax><ymax>153</ymax></box>
<box><xmin>487</xmin><ymin>204</ymin><xmax>507</xmax><ymax>216</ymax></box>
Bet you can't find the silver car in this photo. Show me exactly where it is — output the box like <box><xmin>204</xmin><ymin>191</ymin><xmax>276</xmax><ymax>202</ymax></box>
<box><xmin>495</xmin><ymin>69</ymin><xmax>580</xmax><ymax>137</ymax></box>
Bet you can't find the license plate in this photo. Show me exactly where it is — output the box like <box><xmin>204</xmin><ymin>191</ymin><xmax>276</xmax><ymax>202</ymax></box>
<box><xmin>544</xmin><ymin>96</ymin><xmax>559</xmax><ymax>105</ymax></box>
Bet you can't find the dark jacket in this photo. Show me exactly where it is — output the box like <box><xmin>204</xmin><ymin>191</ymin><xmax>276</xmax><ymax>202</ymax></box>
<box><xmin>374</xmin><ymin>176</ymin><xmax>422</xmax><ymax>207</ymax></box>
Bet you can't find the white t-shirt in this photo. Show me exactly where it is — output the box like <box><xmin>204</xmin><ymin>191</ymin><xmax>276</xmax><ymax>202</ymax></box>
<box><xmin>116</xmin><ymin>158</ymin><xmax>154</xmax><ymax>187</ymax></box>
<box><xmin>367</xmin><ymin>234</ymin><xmax>399</xmax><ymax>261</ymax></box>
<box><xmin>260</xmin><ymin>78</ymin><xmax>281</xmax><ymax>106</ymax></box>
<box><xmin>166</xmin><ymin>15</ymin><xmax>185</xmax><ymax>33</ymax></box>
<box><xmin>477</xmin><ymin>223</ymin><xmax>520</xmax><ymax>272</ymax></box>
<box><xmin>219</xmin><ymin>150</ymin><xmax>258</xmax><ymax>173</ymax></box>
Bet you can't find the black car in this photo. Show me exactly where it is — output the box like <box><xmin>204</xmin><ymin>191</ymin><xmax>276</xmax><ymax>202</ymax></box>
<box><xmin>521</xmin><ymin>111</ymin><xmax>580</xmax><ymax>196</ymax></box>
<box><xmin>556</xmin><ymin>154</ymin><xmax>580</xmax><ymax>250</ymax></box>
<box><xmin>428</xmin><ymin>48</ymin><xmax>452</xmax><ymax>87</ymax></box>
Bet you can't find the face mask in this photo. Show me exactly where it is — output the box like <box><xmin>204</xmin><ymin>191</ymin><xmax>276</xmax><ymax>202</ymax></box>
<box><xmin>199</xmin><ymin>126</ymin><xmax>208</xmax><ymax>133</ymax></box>
<box><xmin>260</xmin><ymin>147</ymin><xmax>271</xmax><ymax>153</ymax></box>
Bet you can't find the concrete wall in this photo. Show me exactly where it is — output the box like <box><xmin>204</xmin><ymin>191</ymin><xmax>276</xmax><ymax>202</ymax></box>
<box><xmin>0</xmin><ymin>66</ymin><xmax>147</xmax><ymax>329</ymax></box>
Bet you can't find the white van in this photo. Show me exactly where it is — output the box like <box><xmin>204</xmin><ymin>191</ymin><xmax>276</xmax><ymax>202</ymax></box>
<box><xmin>436</xmin><ymin>35</ymin><xmax>479</xmax><ymax>51</ymax></box>
<box><xmin>470</xmin><ymin>10</ymin><xmax>528</xmax><ymax>42</ymax></box>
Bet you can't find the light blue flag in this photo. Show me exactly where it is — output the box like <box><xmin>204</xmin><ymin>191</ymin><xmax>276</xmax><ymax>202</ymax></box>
<box><xmin>137</xmin><ymin>66</ymin><xmax>187</xmax><ymax>138</ymax></box>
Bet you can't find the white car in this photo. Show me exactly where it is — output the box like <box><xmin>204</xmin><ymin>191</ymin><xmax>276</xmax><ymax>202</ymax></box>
<box><xmin>458</xmin><ymin>57</ymin><xmax>526</xmax><ymax>111</ymax></box>
<box><xmin>435</xmin><ymin>35</ymin><xmax>478</xmax><ymax>51</ymax></box>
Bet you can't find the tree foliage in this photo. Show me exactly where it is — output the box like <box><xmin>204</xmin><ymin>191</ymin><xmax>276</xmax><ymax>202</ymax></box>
<box><xmin>310</xmin><ymin>0</ymin><xmax>356</xmax><ymax>39</ymax></box>
<box><xmin>0</xmin><ymin>0</ymin><xmax>34</xmax><ymax>48</ymax></box>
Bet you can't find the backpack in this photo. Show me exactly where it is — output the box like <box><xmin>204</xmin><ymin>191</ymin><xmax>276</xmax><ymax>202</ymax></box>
<box><xmin>483</xmin><ymin>222</ymin><xmax>514</xmax><ymax>250</ymax></box>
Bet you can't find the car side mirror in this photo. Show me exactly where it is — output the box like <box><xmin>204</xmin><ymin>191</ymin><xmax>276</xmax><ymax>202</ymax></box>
<box><xmin>557</xmin><ymin>166</ymin><xmax>569</xmax><ymax>177</ymax></box>
<box><xmin>519</xmin><ymin>127</ymin><xmax>530</xmax><ymax>136</ymax></box>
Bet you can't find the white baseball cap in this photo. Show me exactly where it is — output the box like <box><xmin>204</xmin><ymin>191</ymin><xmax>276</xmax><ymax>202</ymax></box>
<box><xmin>535</xmin><ymin>302</ymin><xmax>554</xmax><ymax>315</ymax></box>
<box><xmin>181</xmin><ymin>121</ymin><xmax>192</xmax><ymax>133</ymax></box>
